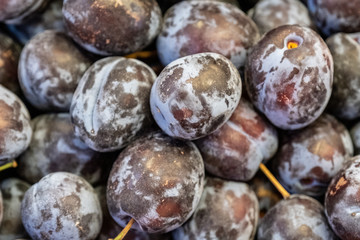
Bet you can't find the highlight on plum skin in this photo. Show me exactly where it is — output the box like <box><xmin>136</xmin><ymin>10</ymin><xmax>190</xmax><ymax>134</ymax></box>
<box><xmin>245</xmin><ymin>24</ymin><xmax>333</xmax><ymax>130</ymax></box>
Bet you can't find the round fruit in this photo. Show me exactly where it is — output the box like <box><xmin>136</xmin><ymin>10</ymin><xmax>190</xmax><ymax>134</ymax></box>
<box><xmin>21</xmin><ymin>172</ymin><xmax>102</xmax><ymax>240</ymax></box>
<box><xmin>173</xmin><ymin>177</ymin><xmax>259</xmax><ymax>240</ymax></box>
<box><xmin>0</xmin><ymin>85</ymin><xmax>32</xmax><ymax>164</ymax></box>
<box><xmin>107</xmin><ymin>131</ymin><xmax>204</xmax><ymax>233</ymax></box>
<box><xmin>245</xmin><ymin>24</ymin><xmax>333</xmax><ymax>130</ymax></box>
<box><xmin>325</xmin><ymin>156</ymin><xmax>360</xmax><ymax>240</ymax></box>
<box><xmin>62</xmin><ymin>0</ymin><xmax>162</xmax><ymax>55</ymax></box>
<box><xmin>71</xmin><ymin>57</ymin><xmax>156</xmax><ymax>152</ymax></box>
<box><xmin>150</xmin><ymin>52</ymin><xmax>242</xmax><ymax>140</ymax></box>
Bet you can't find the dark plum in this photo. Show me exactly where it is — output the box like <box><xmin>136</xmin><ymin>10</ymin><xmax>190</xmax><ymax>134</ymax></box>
<box><xmin>0</xmin><ymin>32</ymin><xmax>21</xmax><ymax>94</ymax></box>
<box><xmin>307</xmin><ymin>0</ymin><xmax>360</xmax><ymax>37</ymax></box>
<box><xmin>195</xmin><ymin>98</ymin><xmax>278</xmax><ymax>181</ymax></box>
<box><xmin>71</xmin><ymin>57</ymin><xmax>156</xmax><ymax>152</ymax></box>
<box><xmin>18</xmin><ymin>113</ymin><xmax>103</xmax><ymax>184</ymax></box>
<box><xmin>150</xmin><ymin>52</ymin><xmax>241</xmax><ymax>140</ymax></box>
<box><xmin>107</xmin><ymin>131</ymin><xmax>204</xmax><ymax>233</ymax></box>
<box><xmin>0</xmin><ymin>85</ymin><xmax>32</xmax><ymax>165</ymax></box>
<box><xmin>326</xmin><ymin>32</ymin><xmax>360</xmax><ymax>120</ymax></box>
<box><xmin>0</xmin><ymin>0</ymin><xmax>48</xmax><ymax>24</ymax></box>
<box><xmin>62</xmin><ymin>0</ymin><xmax>162</xmax><ymax>55</ymax></box>
<box><xmin>173</xmin><ymin>177</ymin><xmax>259</xmax><ymax>240</ymax></box>
<box><xmin>0</xmin><ymin>178</ymin><xmax>30</xmax><ymax>240</ymax></box>
<box><xmin>21</xmin><ymin>172</ymin><xmax>102</xmax><ymax>240</ymax></box>
<box><xmin>325</xmin><ymin>156</ymin><xmax>360</xmax><ymax>240</ymax></box>
<box><xmin>157</xmin><ymin>1</ymin><xmax>259</xmax><ymax>69</ymax></box>
<box><xmin>18</xmin><ymin>30</ymin><xmax>91</xmax><ymax>111</ymax></box>
<box><xmin>257</xmin><ymin>194</ymin><xmax>338</xmax><ymax>240</ymax></box>
<box><xmin>7</xmin><ymin>0</ymin><xmax>65</xmax><ymax>45</ymax></box>
<box><xmin>273</xmin><ymin>114</ymin><xmax>353</xmax><ymax>197</ymax></box>
<box><xmin>248</xmin><ymin>0</ymin><xmax>314</xmax><ymax>35</ymax></box>
<box><xmin>350</xmin><ymin>122</ymin><xmax>360</xmax><ymax>155</ymax></box>
<box><xmin>245</xmin><ymin>24</ymin><xmax>333</xmax><ymax>130</ymax></box>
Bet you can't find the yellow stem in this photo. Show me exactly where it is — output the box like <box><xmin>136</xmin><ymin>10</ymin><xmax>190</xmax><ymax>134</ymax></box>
<box><xmin>109</xmin><ymin>218</ymin><xmax>135</xmax><ymax>240</ymax></box>
<box><xmin>259</xmin><ymin>163</ymin><xmax>290</xmax><ymax>200</ymax></box>
<box><xmin>125</xmin><ymin>51</ymin><xmax>157</xmax><ymax>59</ymax></box>
<box><xmin>0</xmin><ymin>160</ymin><xmax>17</xmax><ymax>172</ymax></box>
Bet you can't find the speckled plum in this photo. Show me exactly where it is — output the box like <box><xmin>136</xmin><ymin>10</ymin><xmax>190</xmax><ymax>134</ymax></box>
<box><xmin>71</xmin><ymin>57</ymin><xmax>156</xmax><ymax>152</ymax></box>
<box><xmin>18</xmin><ymin>113</ymin><xmax>103</xmax><ymax>184</ymax></box>
<box><xmin>325</xmin><ymin>156</ymin><xmax>360</xmax><ymax>240</ymax></box>
<box><xmin>0</xmin><ymin>0</ymin><xmax>48</xmax><ymax>24</ymax></box>
<box><xmin>273</xmin><ymin>114</ymin><xmax>353</xmax><ymax>197</ymax></box>
<box><xmin>21</xmin><ymin>172</ymin><xmax>102</xmax><ymax>240</ymax></box>
<box><xmin>150</xmin><ymin>52</ymin><xmax>241</xmax><ymax>140</ymax></box>
<box><xmin>18</xmin><ymin>30</ymin><xmax>91</xmax><ymax>111</ymax></box>
<box><xmin>62</xmin><ymin>0</ymin><xmax>162</xmax><ymax>56</ymax></box>
<box><xmin>107</xmin><ymin>131</ymin><xmax>205</xmax><ymax>233</ymax></box>
<box><xmin>307</xmin><ymin>0</ymin><xmax>360</xmax><ymax>37</ymax></box>
<box><xmin>245</xmin><ymin>24</ymin><xmax>333</xmax><ymax>130</ymax></box>
<box><xmin>257</xmin><ymin>194</ymin><xmax>338</xmax><ymax>240</ymax></box>
<box><xmin>195</xmin><ymin>98</ymin><xmax>278</xmax><ymax>181</ymax></box>
<box><xmin>157</xmin><ymin>1</ymin><xmax>259</xmax><ymax>68</ymax></box>
<box><xmin>350</xmin><ymin>122</ymin><xmax>360</xmax><ymax>155</ymax></box>
<box><xmin>7</xmin><ymin>0</ymin><xmax>65</xmax><ymax>45</ymax></box>
<box><xmin>248</xmin><ymin>0</ymin><xmax>313</xmax><ymax>35</ymax></box>
<box><xmin>0</xmin><ymin>85</ymin><xmax>32</xmax><ymax>164</ymax></box>
<box><xmin>173</xmin><ymin>177</ymin><xmax>259</xmax><ymax>240</ymax></box>
<box><xmin>0</xmin><ymin>178</ymin><xmax>31</xmax><ymax>240</ymax></box>
<box><xmin>326</xmin><ymin>32</ymin><xmax>360</xmax><ymax>120</ymax></box>
<box><xmin>0</xmin><ymin>32</ymin><xmax>21</xmax><ymax>94</ymax></box>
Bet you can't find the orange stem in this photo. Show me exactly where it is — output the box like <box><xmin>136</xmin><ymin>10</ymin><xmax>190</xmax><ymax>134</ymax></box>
<box><xmin>109</xmin><ymin>218</ymin><xmax>135</xmax><ymax>240</ymax></box>
<box><xmin>0</xmin><ymin>160</ymin><xmax>17</xmax><ymax>172</ymax></box>
<box><xmin>125</xmin><ymin>51</ymin><xmax>157</xmax><ymax>59</ymax></box>
<box><xmin>259</xmin><ymin>163</ymin><xmax>290</xmax><ymax>199</ymax></box>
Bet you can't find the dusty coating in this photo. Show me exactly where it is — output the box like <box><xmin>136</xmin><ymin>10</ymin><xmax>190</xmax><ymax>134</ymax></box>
<box><xmin>195</xmin><ymin>98</ymin><xmax>278</xmax><ymax>181</ymax></box>
<box><xmin>18</xmin><ymin>113</ymin><xmax>103</xmax><ymax>184</ymax></box>
<box><xmin>0</xmin><ymin>85</ymin><xmax>32</xmax><ymax>164</ymax></box>
<box><xmin>95</xmin><ymin>186</ymin><xmax>171</xmax><ymax>240</ymax></box>
<box><xmin>258</xmin><ymin>194</ymin><xmax>338</xmax><ymax>240</ymax></box>
<box><xmin>350</xmin><ymin>122</ymin><xmax>360</xmax><ymax>155</ymax></box>
<box><xmin>0</xmin><ymin>32</ymin><xmax>21</xmax><ymax>94</ymax></box>
<box><xmin>273</xmin><ymin>114</ymin><xmax>353</xmax><ymax>197</ymax></box>
<box><xmin>0</xmin><ymin>178</ymin><xmax>30</xmax><ymax>240</ymax></box>
<box><xmin>71</xmin><ymin>57</ymin><xmax>156</xmax><ymax>152</ymax></box>
<box><xmin>21</xmin><ymin>172</ymin><xmax>102</xmax><ymax>240</ymax></box>
<box><xmin>106</xmin><ymin>131</ymin><xmax>205</xmax><ymax>233</ymax></box>
<box><xmin>325</xmin><ymin>156</ymin><xmax>360</xmax><ymax>240</ymax></box>
<box><xmin>326</xmin><ymin>33</ymin><xmax>360</xmax><ymax>120</ymax></box>
<box><xmin>307</xmin><ymin>0</ymin><xmax>360</xmax><ymax>37</ymax></box>
<box><xmin>150</xmin><ymin>52</ymin><xmax>241</xmax><ymax>140</ymax></box>
<box><xmin>18</xmin><ymin>30</ymin><xmax>91</xmax><ymax>111</ymax></box>
<box><xmin>62</xmin><ymin>0</ymin><xmax>162</xmax><ymax>55</ymax></box>
<box><xmin>157</xmin><ymin>1</ymin><xmax>259</xmax><ymax>68</ymax></box>
<box><xmin>245</xmin><ymin>25</ymin><xmax>333</xmax><ymax>130</ymax></box>
<box><xmin>173</xmin><ymin>177</ymin><xmax>259</xmax><ymax>240</ymax></box>
<box><xmin>248</xmin><ymin>0</ymin><xmax>313</xmax><ymax>35</ymax></box>
<box><xmin>0</xmin><ymin>0</ymin><xmax>48</xmax><ymax>24</ymax></box>
<box><xmin>8</xmin><ymin>0</ymin><xmax>65</xmax><ymax>45</ymax></box>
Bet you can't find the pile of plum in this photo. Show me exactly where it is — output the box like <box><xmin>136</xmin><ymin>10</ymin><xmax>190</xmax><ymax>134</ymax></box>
<box><xmin>0</xmin><ymin>0</ymin><xmax>360</xmax><ymax>239</ymax></box>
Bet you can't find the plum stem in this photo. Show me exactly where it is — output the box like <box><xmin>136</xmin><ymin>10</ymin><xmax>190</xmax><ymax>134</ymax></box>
<box><xmin>109</xmin><ymin>218</ymin><xmax>135</xmax><ymax>240</ymax></box>
<box><xmin>0</xmin><ymin>160</ymin><xmax>17</xmax><ymax>172</ymax></box>
<box><xmin>259</xmin><ymin>163</ymin><xmax>290</xmax><ymax>199</ymax></box>
<box><xmin>125</xmin><ymin>51</ymin><xmax>157</xmax><ymax>59</ymax></box>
